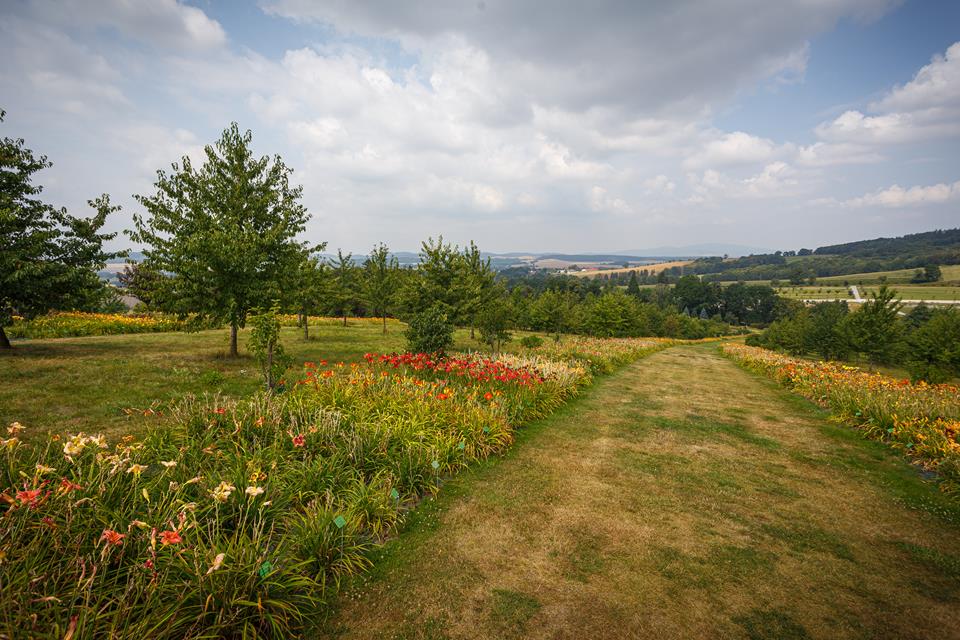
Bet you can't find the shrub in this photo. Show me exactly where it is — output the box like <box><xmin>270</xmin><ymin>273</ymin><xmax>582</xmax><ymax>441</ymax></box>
<box><xmin>520</xmin><ymin>335</ymin><xmax>544</xmax><ymax>349</ymax></box>
<box><xmin>405</xmin><ymin>304</ymin><xmax>454</xmax><ymax>355</ymax></box>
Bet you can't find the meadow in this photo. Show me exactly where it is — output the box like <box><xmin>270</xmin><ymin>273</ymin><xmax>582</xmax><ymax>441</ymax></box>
<box><xmin>0</xmin><ymin>320</ymin><xmax>675</xmax><ymax>637</ymax></box>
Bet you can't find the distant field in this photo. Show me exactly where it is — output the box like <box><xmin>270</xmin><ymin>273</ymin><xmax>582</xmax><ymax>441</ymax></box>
<box><xmin>569</xmin><ymin>260</ymin><xmax>692</xmax><ymax>278</ymax></box>
<box><xmin>774</xmin><ymin>284</ymin><xmax>960</xmax><ymax>301</ymax></box>
<box><xmin>816</xmin><ymin>264</ymin><xmax>960</xmax><ymax>285</ymax></box>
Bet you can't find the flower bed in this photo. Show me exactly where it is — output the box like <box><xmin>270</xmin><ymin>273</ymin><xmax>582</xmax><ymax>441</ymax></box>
<box><xmin>720</xmin><ymin>342</ymin><xmax>960</xmax><ymax>492</ymax></box>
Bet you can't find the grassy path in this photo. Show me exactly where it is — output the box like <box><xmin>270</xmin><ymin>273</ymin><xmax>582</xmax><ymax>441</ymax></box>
<box><xmin>325</xmin><ymin>344</ymin><xmax>960</xmax><ymax>639</ymax></box>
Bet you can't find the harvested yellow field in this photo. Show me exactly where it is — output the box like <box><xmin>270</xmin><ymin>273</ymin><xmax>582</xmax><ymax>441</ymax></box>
<box><xmin>569</xmin><ymin>260</ymin><xmax>692</xmax><ymax>278</ymax></box>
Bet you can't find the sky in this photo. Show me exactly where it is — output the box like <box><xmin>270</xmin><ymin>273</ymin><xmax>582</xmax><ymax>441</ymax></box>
<box><xmin>1</xmin><ymin>0</ymin><xmax>959</xmax><ymax>255</ymax></box>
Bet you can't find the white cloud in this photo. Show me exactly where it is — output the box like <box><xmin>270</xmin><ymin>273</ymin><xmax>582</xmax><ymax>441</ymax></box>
<box><xmin>30</xmin><ymin>0</ymin><xmax>227</xmax><ymax>50</ymax></box>
<box><xmin>589</xmin><ymin>186</ymin><xmax>633</xmax><ymax>216</ymax></box>
<box><xmin>816</xmin><ymin>41</ymin><xmax>960</xmax><ymax>144</ymax></box>
<box><xmin>684</xmin><ymin>131</ymin><xmax>779</xmax><ymax>169</ymax></box>
<box><xmin>642</xmin><ymin>175</ymin><xmax>676</xmax><ymax>193</ymax></box>
<box><xmin>845</xmin><ymin>180</ymin><xmax>960</xmax><ymax>208</ymax></box>
<box><xmin>796</xmin><ymin>142</ymin><xmax>883</xmax><ymax>166</ymax></box>
<box><xmin>263</xmin><ymin>0</ymin><xmax>893</xmax><ymax>115</ymax></box>
<box><xmin>874</xmin><ymin>42</ymin><xmax>960</xmax><ymax>113</ymax></box>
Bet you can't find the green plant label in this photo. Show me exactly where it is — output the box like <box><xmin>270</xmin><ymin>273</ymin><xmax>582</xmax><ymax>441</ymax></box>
<box><xmin>258</xmin><ymin>561</ymin><xmax>273</xmax><ymax>578</ymax></box>
<box><xmin>390</xmin><ymin>488</ymin><xmax>400</xmax><ymax>500</ymax></box>
<box><xmin>431</xmin><ymin>460</ymin><xmax>440</xmax><ymax>470</ymax></box>
<box><xmin>483</xmin><ymin>426</ymin><xmax>490</xmax><ymax>433</ymax></box>
<box><xmin>458</xmin><ymin>441</ymin><xmax>465</xmax><ymax>450</ymax></box>
<box><xmin>334</xmin><ymin>515</ymin><xmax>346</xmax><ymax>529</ymax></box>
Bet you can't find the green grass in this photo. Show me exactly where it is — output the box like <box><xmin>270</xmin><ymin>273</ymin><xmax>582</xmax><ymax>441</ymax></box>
<box><xmin>0</xmin><ymin>319</ymin><xmax>490</xmax><ymax>438</ymax></box>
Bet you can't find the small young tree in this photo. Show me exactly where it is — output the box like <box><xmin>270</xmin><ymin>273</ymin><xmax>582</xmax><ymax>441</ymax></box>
<box><xmin>130</xmin><ymin>122</ymin><xmax>311</xmax><ymax>357</ymax></box>
<box><xmin>477</xmin><ymin>294</ymin><xmax>512</xmax><ymax>355</ymax></box>
<box><xmin>330</xmin><ymin>249</ymin><xmax>357</xmax><ymax>326</ymax></box>
<box><xmin>1</xmin><ymin>112</ymin><xmax>123</xmax><ymax>348</ymax></box>
<box><xmin>362</xmin><ymin>243</ymin><xmax>399</xmax><ymax>334</ymax></box>
<box><xmin>458</xmin><ymin>241</ymin><xmax>496</xmax><ymax>339</ymax></box>
<box><xmin>248</xmin><ymin>304</ymin><xmax>293</xmax><ymax>391</ymax></box>
<box><xmin>290</xmin><ymin>251</ymin><xmax>328</xmax><ymax>340</ymax></box>
<box><xmin>405</xmin><ymin>304</ymin><xmax>454</xmax><ymax>355</ymax></box>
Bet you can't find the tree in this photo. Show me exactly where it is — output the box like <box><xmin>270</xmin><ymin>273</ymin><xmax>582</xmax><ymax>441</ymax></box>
<box><xmin>459</xmin><ymin>241</ymin><xmax>496</xmax><ymax>339</ymax></box>
<box><xmin>405</xmin><ymin>304</ymin><xmax>454</xmax><ymax>355</ymax></box>
<box><xmin>911</xmin><ymin>264</ymin><xmax>942</xmax><ymax>283</ymax></box>
<box><xmin>330</xmin><ymin>249</ymin><xmax>358</xmax><ymax>327</ymax></box>
<box><xmin>1</xmin><ymin>112</ymin><xmax>122</xmax><ymax>348</ymax></box>
<box><xmin>290</xmin><ymin>252</ymin><xmax>328</xmax><ymax>340</ymax></box>
<box><xmin>842</xmin><ymin>285</ymin><xmax>903</xmax><ymax>364</ymax></box>
<box><xmin>130</xmin><ymin>123</ymin><xmax>311</xmax><ymax>357</ymax></box>
<box><xmin>477</xmin><ymin>293</ymin><xmax>513</xmax><ymax>355</ymax></box>
<box><xmin>626</xmin><ymin>271</ymin><xmax>640</xmax><ymax>297</ymax></box>
<box><xmin>248</xmin><ymin>304</ymin><xmax>293</xmax><ymax>391</ymax></box>
<box><xmin>402</xmin><ymin>236</ymin><xmax>463</xmax><ymax>319</ymax></box>
<box><xmin>807</xmin><ymin>301</ymin><xmax>850</xmax><ymax>361</ymax></box>
<box><xmin>907</xmin><ymin>308</ymin><xmax>960</xmax><ymax>383</ymax></box>
<box><xmin>362</xmin><ymin>243</ymin><xmax>399</xmax><ymax>334</ymax></box>
<box><xmin>118</xmin><ymin>261</ymin><xmax>167</xmax><ymax>309</ymax></box>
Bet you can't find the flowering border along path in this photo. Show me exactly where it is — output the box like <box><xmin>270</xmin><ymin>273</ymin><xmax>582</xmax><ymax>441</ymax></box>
<box><xmin>0</xmin><ymin>338</ymin><xmax>673</xmax><ymax>638</ymax></box>
<box><xmin>720</xmin><ymin>343</ymin><xmax>960</xmax><ymax>494</ymax></box>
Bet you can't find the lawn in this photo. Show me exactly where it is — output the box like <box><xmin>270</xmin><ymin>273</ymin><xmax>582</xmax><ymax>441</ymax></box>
<box><xmin>0</xmin><ymin>318</ymin><xmax>444</xmax><ymax>438</ymax></box>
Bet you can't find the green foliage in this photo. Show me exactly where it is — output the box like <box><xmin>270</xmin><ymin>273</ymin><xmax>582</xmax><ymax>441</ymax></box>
<box><xmin>129</xmin><ymin>122</ymin><xmax>311</xmax><ymax>356</ymax></box>
<box><xmin>626</xmin><ymin>271</ymin><xmax>640</xmax><ymax>296</ymax></box>
<box><xmin>1</xmin><ymin>112</ymin><xmax>123</xmax><ymax>346</ymax></box>
<box><xmin>907</xmin><ymin>308</ymin><xmax>960</xmax><ymax>383</ymax></box>
<box><xmin>807</xmin><ymin>301</ymin><xmax>851</xmax><ymax>361</ymax></box>
<box><xmin>842</xmin><ymin>285</ymin><xmax>903</xmax><ymax>364</ymax></box>
<box><xmin>405</xmin><ymin>304</ymin><xmax>455</xmax><ymax>355</ymax></box>
<box><xmin>477</xmin><ymin>295</ymin><xmax>513</xmax><ymax>354</ymax></box>
<box><xmin>289</xmin><ymin>253</ymin><xmax>329</xmax><ymax>339</ymax></box>
<box><xmin>330</xmin><ymin>249</ymin><xmax>358</xmax><ymax>324</ymax></box>
<box><xmin>362</xmin><ymin>243</ymin><xmax>399</xmax><ymax>333</ymax></box>
<box><xmin>520</xmin><ymin>335</ymin><xmax>544</xmax><ymax>349</ymax></box>
<box><xmin>249</xmin><ymin>305</ymin><xmax>294</xmax><ymax>391</ymax></box>
<box><xmin>911</xmin><ymin>264</ymin><xmax>942</xmax><ymax>283</ymax></box>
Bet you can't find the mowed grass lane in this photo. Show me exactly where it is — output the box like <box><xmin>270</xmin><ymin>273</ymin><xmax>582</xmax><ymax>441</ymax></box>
<box><xmin>0</xmin><ymin>320</ymin><xmax>481</xmax><ymax>439</ymax></box>
<box><xmin>325</xmin><ymin>344</ymin><xmax>960</xmax><ymax>639</ymax></box>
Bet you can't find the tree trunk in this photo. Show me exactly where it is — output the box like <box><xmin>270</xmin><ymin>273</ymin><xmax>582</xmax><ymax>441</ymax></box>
<box><xmin>342</xmin><ymin>314</ymin><xmax>347</xmax><ymax>327</ymax></box>
<box><xmin>267</xmin><ymin>343</ymin><xmax>274</xmax><ymax>390</ymax></box>
<box><xmin>382</xmin><ymin>315</ymin><xmax>387</xmax><ymax>334</ymax></box>
<box><xmin>303</xmin><ymin>311</ymin><xmax>309</xmax><ymax>340</ymax></box>
<box><xmin>470</xmin><ymin>326</ymin><xmax>475</xmax><ymax>340</ymax></box>
<box><xmin>0</xmin><ymin>326</ymin><xmax>10</xmax><ymax>349</ymax></box>
<box><xmin>230</xmin><ymin>322</ymin><xmax>239</xmax><ymax>357</ymax></box>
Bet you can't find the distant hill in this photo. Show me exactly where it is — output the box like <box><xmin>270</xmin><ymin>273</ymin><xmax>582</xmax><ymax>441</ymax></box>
<box><xmin>616</xmin><ymin>243</ymin><xmax>772</xmax><ymax>258</ymax></box>
<box><xmin>814</xmin><ymin>228</ymin><xmax>960</xmax><ymax>257</ymax></box>
<box><xmin>684</xmin><ymin>227</ymin><xmax>960</xmax><ymax>282</ymax></box>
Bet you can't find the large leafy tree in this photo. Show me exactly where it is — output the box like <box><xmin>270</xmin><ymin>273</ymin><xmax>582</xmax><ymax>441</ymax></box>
<box><xmin>1</xmin><ymin>111</ymin><xmax>121</xmax><ymax>348</ymax></box>
<box><xmin>362</xmin><ymin>243</ymin><xmax>399</xmax><ymax>334</ymax></box>
<box><xmin>130</xmin><ymin>123</ymin><xmax>311</xmax><ymax>357</ymax></box>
